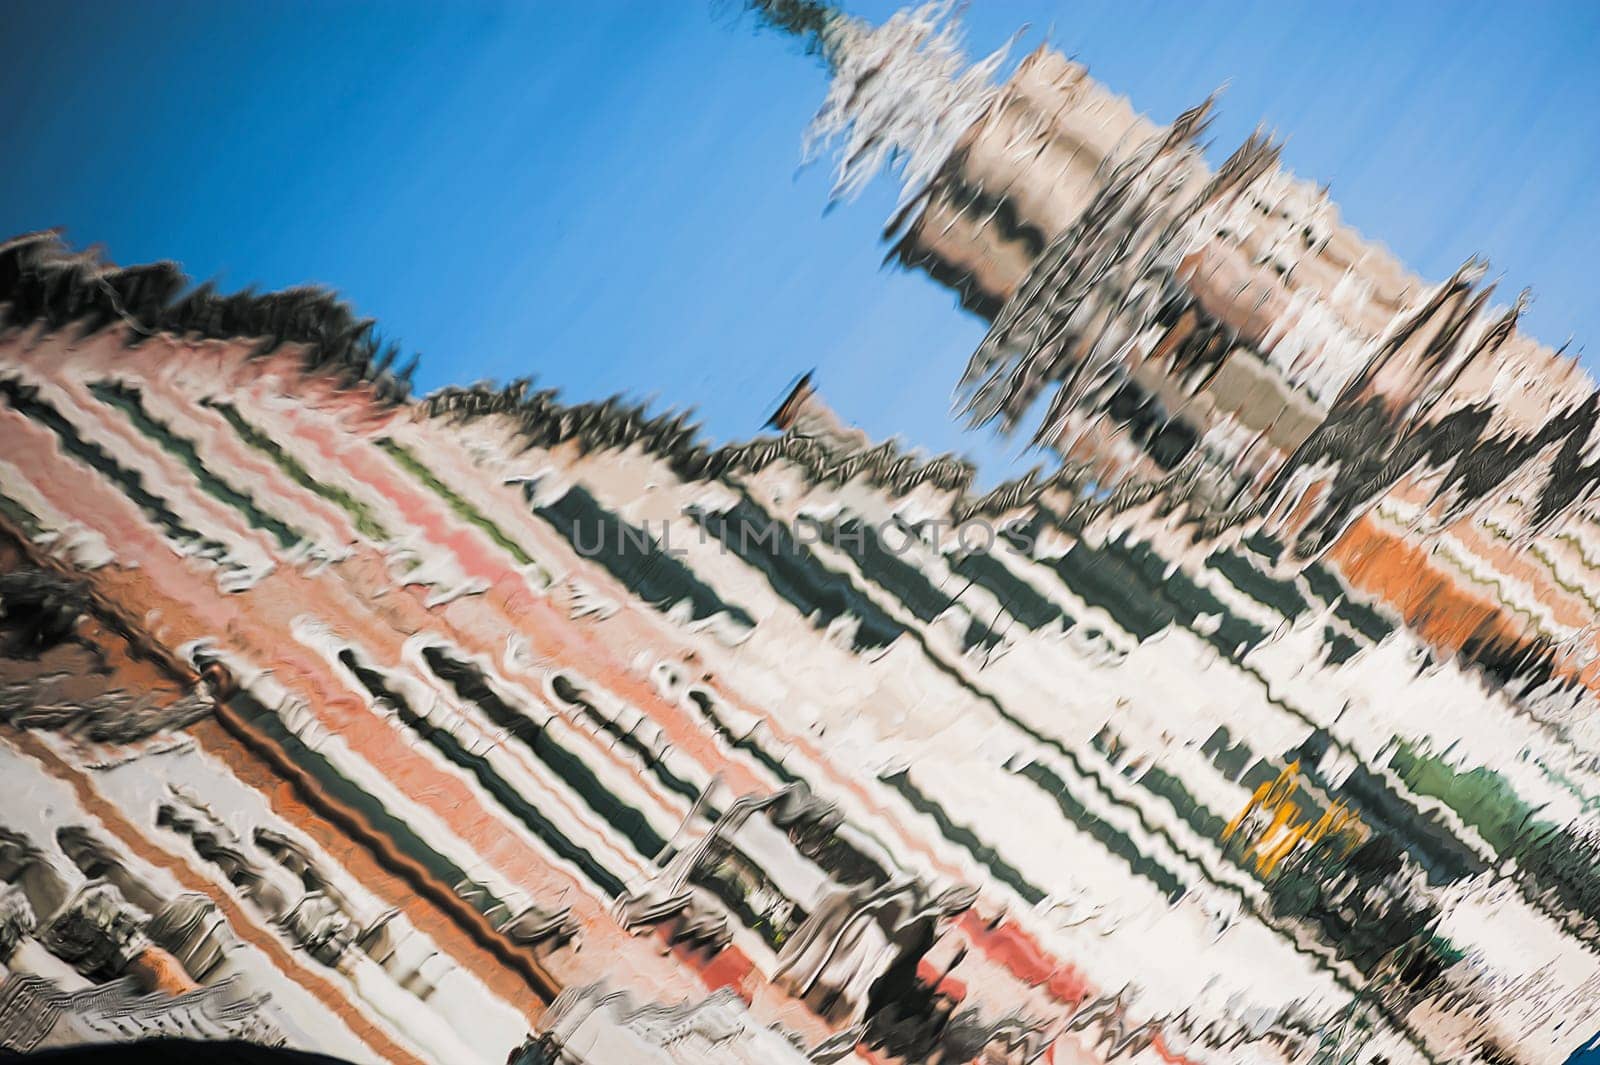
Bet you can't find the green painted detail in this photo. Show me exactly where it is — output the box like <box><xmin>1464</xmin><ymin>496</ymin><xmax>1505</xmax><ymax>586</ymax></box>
<box><xmin>205</xmin><ymin>399</ymin><xmax>390</xmax><ymax>542</ymax></box>
<box><xmin>0</xmin><ymin>380</ymin><xmax>230</xmax><ymax>560</ymax></box>
<box><xmin>377</xmin><ymin>437</ymin><xmax>549</xmax><ymax>583</ymax></box>
<box><xmin>91</xmin><ymin>382</ymin><xmax>304</xmax><ymax>551</ymax></box>
<box><xmin>1388</xmin><ymin>738</ymin><xmax>1540</xmax><ymax>856</ymax></box>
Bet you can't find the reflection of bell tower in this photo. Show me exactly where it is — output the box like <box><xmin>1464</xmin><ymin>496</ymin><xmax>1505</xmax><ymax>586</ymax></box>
<box><xmin>1340</xmin><ymin>261</ymin><xmax>1494</xmax><ymax>422</ymax></box>
<box><xmin>766</xmin><ymin>371</ymin><xmax>871</xmax><ymax>451</ymax></box>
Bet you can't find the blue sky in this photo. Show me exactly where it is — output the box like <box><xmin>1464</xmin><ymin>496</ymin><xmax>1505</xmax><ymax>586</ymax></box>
<box><xmin>4</xmin><ymin>1</ymin><xmax>1598</xmax><ymax>486</ymax></box>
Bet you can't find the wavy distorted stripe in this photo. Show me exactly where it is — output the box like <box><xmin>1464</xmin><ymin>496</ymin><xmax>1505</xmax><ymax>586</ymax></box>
<box><xmin>3</xmin><ymin>2</ymin><xmax>1600</xmax><ymax>1062</ymax></box>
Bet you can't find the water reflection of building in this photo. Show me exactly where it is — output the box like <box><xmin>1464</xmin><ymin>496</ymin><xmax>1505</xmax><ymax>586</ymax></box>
<box><xmin>2</xmin><ymin>4</ymin><xmax>1600</xmax><ymax>1062</ymax></box>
